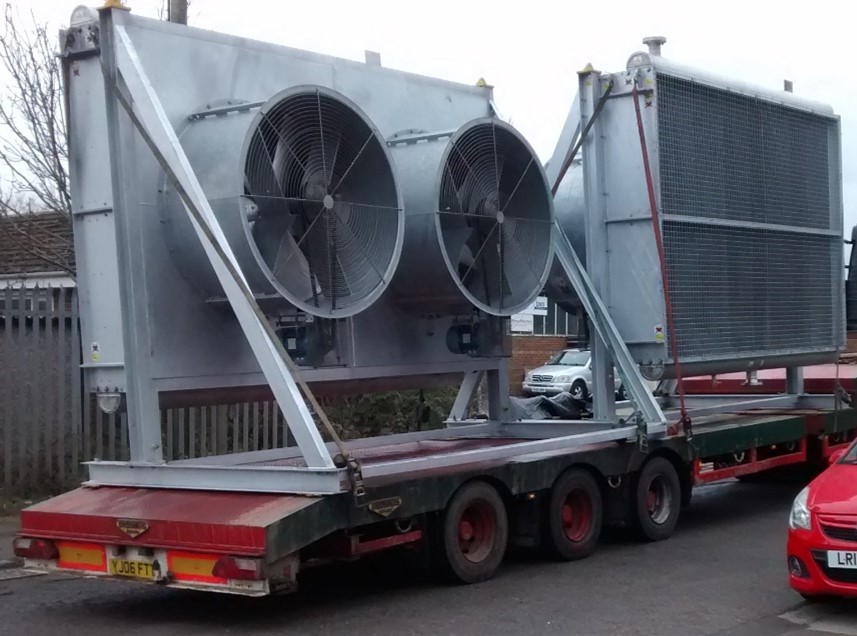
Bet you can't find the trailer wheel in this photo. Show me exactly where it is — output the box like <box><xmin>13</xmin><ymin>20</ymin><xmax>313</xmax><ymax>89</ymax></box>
<box><xmin>542</xmin><ymin>469</ymin><xmax>602</xmax><ymax>561</ymax></box>
<box><xmin>633</xmin><ymin>457</ymin><xmax>681</xmax><ymax>541</ymax></box>
<box><xmin>438</xmin><ymin>481</ymin><xmax>508</xmax><ymax>584</ymax></box>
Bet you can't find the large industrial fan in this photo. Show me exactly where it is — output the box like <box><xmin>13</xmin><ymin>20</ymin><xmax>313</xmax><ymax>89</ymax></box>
<box><xmin>163</xmin><ymin>86</ymin><xmax>403</xmax><ymax>319</ymax></box>
<box><xmin>390</xmin><ymin>119</ymin><xmax>554</xmax><ymax>316</ymax></box>
<box><xmin>67</xmin><ymin>5</ymin><xmax>538</xmax><ymax>403</ymax></box>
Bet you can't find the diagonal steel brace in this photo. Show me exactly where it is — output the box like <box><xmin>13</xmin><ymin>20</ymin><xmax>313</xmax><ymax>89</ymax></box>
<box><xmin>103</xmin><ymin>14</ymin><xmax>335</xmax><ymax>469</ymax></box>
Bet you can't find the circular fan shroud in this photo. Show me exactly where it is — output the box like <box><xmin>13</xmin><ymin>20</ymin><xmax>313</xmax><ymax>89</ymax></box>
<box><xmin>436</xmin><ymin>119</ymin><xmax>554</xmax><ymax>316</ymax></box>
<box><xmin>241</xmin><ymin>86</ymin><xmax>403</xmax><ymax>318</ymax></box>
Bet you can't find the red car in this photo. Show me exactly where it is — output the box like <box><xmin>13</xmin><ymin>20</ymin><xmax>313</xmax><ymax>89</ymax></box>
<box><xmin>788</xmin><ymin>439</ymin><xmax>857</xmax><ymax>600</ymax></box>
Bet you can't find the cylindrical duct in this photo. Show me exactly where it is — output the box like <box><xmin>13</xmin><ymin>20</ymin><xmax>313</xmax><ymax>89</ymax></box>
<box><xmin>545</xmin><ymin>157</ymin><xmax>586</xmax><ymax>314</ymax></box>
<box><xmin>161</xmin><ymin>86</ymin><xmax>404</xmax><ymax>318</ymax></box>
<box><xmin>389</xmin><ymin>118</ymin><xmax>554</xmax><ymax>316</ymax></box>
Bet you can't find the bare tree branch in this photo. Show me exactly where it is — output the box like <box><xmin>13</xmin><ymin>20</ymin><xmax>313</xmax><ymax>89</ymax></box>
<box><xmin>0</xmin><ymin>0</ymin><xmax>195</xmax><ymax>279</ymax></box>
<box><xmin>0</xmin><ymin>3</ymin><xmax>73</xmax><ymax>277</ymax></box>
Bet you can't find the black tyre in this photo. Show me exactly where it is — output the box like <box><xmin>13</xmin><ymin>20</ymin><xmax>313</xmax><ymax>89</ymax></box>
<box><xmin>542</xmin><ymin>469</ymin><xmax>603</xmax><ymax>561</ymax></box>
<box><xmin>438</xmin><ymin>481</ymin><xmax>508</xmax><ymax>584</ymax></box>
<box><xmin>570</xmin><ymin>380</ymin><xmax>589</xmax><ymax>401</ymax></box>
<box><xmin>633</xmin><ymin>457</ymin><xmax>681</xmax><ymax>541</ymax></box>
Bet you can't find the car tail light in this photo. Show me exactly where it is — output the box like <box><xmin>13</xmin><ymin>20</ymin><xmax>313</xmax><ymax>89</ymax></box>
<box><xmin>212</xmin><ymin>556</ymin><xmax>264</xmax><ymax>581</ymax></box>
<box><xmin>13</xmin><ymin>537</ymin><xmax>59</xmax><ymax>560</ymax></box>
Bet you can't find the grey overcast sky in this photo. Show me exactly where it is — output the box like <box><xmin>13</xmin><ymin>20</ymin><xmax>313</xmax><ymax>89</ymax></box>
<box><xmin>20</xmin><ymin>0</ymin><xmax>857</xmax><ymax>233</ymax></box>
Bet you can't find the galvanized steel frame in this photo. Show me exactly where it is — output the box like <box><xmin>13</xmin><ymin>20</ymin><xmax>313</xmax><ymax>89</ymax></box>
<box><xmin>82</xmin><ymin>10</ymin><xmax>651</xmax><ymax>496</ymax></box>
<box><xmin>660</xmin><ymin>393</ymin><xmax>839</xmax><ymax>419</ymax></box>
<box><xmin>80</xmin><ymin>14</ymin><xmax>822</xmax><ymax>497</ymax></box>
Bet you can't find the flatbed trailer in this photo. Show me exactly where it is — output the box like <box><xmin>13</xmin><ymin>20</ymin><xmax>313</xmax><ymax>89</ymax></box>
<box><xmin>15</xmin><ymin>393</ymin><xmax>857</xmax><ymax>596</ymax></box>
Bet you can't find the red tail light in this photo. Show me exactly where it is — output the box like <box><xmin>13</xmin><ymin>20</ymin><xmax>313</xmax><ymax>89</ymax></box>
<box><xmin>212</xmin><ymin>556</ymin><xmax>264</xmax><ymax>581</ymax></box>
<box><xmin>13</xmin><ymin>537</ymin><xmax>59</xmax><ymax>560</ymax></box>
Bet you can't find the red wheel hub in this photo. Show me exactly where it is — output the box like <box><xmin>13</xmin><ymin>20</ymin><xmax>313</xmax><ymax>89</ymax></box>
<box><xmin>457</xmin><ymin>500</ymin><xmax>496</xmax><ymax>563</ymax></box>
<box><xmin>647</xmin><ymin>487</ymin><xmax>659</xmax><ymax>515</ymax></box>
<box><xmin>645</xmin><ymin>475</ymin><xmax>671</xmax><ymax>524</ymax></box>
<box><xmin>561</xmin><ymin>489</ymin><xmax>592</xmax><ymax>543</ymax></box>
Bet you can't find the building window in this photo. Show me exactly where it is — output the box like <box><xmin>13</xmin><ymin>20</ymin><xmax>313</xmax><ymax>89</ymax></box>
<box><xmin>514</xmin><ymin>296</ymin><xmax>579</xmax><ymax>337</ymax></box>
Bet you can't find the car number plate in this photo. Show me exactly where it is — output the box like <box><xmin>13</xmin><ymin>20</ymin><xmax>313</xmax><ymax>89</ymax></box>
<box><xmin>531</xmin><ymin>387</ymin><xmax>547</xmax><ymax>393</ymax></box>
<box><xmin>827</xmin><ymin>551</ymin><xmax>857</xmax><ymax>569</ymax></box>
<box><xmin>108</xmin><ymin>558</ymin><xmax>158</xmax><ymax>580</ymax></box>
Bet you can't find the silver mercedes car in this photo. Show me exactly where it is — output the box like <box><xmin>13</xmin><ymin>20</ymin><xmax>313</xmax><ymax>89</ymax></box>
<box><xmin>522</xmin><ymin>349</ymin><xmax>623</xmax><ymax>400</ymax></box>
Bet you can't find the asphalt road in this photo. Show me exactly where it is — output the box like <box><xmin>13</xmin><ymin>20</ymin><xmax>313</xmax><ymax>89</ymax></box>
<box><xmin>1</xmin><ymin>480</ymin><xmax>856</xmax><ymax>636</ymax></box>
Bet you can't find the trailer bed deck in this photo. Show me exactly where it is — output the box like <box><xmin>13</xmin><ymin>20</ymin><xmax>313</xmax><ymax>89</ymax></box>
<box><xmin>15</xmin><ymin>406</ymin><xmax>857</xmax><ymax>596</ymax></box>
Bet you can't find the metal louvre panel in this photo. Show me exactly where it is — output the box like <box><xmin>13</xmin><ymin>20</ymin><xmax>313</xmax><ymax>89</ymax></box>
<box><xmin>663</xmin><ymin>221</ymin><xmax>836</xmax><ymax>359</ymax></box>
<box><xmin>655</xmin><ymin>73</ymin><xmax>840</xmax><ymax>362</ymax></box>
<box><xmin>657</xmin><ymin>75</ymin><xmax>832</xmax><ymax>230</ymax></box>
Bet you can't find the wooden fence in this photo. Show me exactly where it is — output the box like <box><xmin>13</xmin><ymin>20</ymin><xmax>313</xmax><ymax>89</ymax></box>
<box><xmin>0</xmin><ymin>285</ymin><xmax>291</xmax><ymax>496</ymax></box>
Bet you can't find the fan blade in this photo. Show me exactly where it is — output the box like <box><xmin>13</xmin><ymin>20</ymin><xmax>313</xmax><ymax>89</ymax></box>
<box><xmin>330</xmin><ymin>131</ymin><xmax>375</xmax><ymax>195</ymax></box>
<box><xmin>271</xmin><ymin>229</ymin><xmax>317</xmax><ymax>303</ymax></box>
<box><xmin>252</xmin><ymin>205</ymin><xmax>296</xmax><ymax>266</ymax></box>
<box><xmin>459</xmin><ymin>220</ymin><xmax>498</xmax><ymax>284</ymax></box>
<box><xmin>500</xmin><ymin>156</ymin><xmax>535</xmax><ymax>214</ymax></box>
<box><xmin>245</xmin><ymin>129</ymin><xmax>284</xmax><ymax>200</ymax></box>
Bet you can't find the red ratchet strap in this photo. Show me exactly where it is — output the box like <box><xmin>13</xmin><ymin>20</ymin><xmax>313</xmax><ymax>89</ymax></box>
<box><xmin>631</xmin><ymin>84</ymin><xmax>691</xmax><ymax>439</ymax></box>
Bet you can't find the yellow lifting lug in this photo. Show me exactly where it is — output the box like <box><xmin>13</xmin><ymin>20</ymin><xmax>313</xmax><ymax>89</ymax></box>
<box><xmin>100</xmin><ymin>0</ymin><xmax>131</xmax><ymax>11</ymax></box>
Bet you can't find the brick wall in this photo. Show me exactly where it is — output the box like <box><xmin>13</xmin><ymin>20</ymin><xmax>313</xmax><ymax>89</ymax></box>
<box><xmin>508</xmin><ymin>335</ymin><xmax>568</xmax><ymax>395</ymax></box>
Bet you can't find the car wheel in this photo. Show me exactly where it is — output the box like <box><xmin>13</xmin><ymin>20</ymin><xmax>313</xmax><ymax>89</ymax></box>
<box><xmin>570</xmin><ymin>380</ymin><xmax>588</xmax><ymax>401</ymax></box>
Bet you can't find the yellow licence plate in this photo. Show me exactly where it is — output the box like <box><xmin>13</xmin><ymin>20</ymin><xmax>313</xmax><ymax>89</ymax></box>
<box><xmin>108</xmin><ymin>558</ymin><xmax>158</xmax><ymax>580</ymax></box>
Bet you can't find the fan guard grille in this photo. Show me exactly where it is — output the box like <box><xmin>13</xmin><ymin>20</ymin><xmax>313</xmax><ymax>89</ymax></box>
<box><xmin>242</xmin><ymin>87</ymin><xmax>402</xmax><ymax>318</ymax></box>
<box><xmin>438</xmin><ymin>121</ymin><xmax>553</xmax><ymax>315</ymax></box>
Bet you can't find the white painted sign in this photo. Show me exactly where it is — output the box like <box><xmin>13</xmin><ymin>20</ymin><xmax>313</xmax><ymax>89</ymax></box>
<box><xmin>510</xmin><ymin>313</ymin><xmax>534</xmax><ymax>333</ymax></box>
<box><xmin>519</xmin><ymin>296</ymin><xmax>548</xmax><ymax>316</ymax></box>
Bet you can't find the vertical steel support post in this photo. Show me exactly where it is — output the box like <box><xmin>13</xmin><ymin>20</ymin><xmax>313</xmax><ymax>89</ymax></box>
<box><xmin>487</xmin><ymin>364</ymin><xmax>510</xmax><ymax>422</ymax></box>
<box><xmin>786</xmin><ymin>367</ymin><xmax>805</xmax><ymax>395</ymax></box>
<box><xmin>578</xmin><ymin>68</ymin><xmax>615</xmax><ymax>421</ymax></box>
<box><xmin>98</xmin><ymin>8</ymin><xmax>163</xmax><ymax>464</ymax></box>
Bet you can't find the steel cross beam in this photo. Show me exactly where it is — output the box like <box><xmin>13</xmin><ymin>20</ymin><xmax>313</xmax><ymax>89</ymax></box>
<box><xmin>85</xmin><ymin>460</ymin><xmax>347</xmax><ymax>495</ymax></box>
<box><xmin>362</xmin><ymin>425</ymin><xmax>640</xmax><ymax>478</ymax></box>
<box><xmin>660</xmin><ymin>393</ymin><xmax>839</xmax><ymax>418</ymax></box>
<box><xmin>100</xmin><ymin>10</ymin><xmax>334</xmax><ymax>469</ymax></box>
